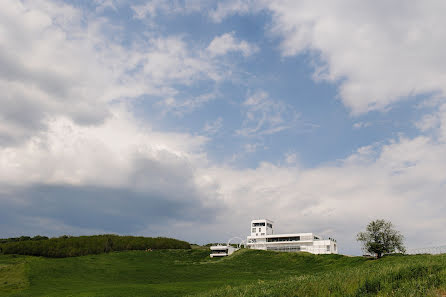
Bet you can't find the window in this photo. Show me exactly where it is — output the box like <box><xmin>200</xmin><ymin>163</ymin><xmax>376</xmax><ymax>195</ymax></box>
<box><xmin>252</xmin><ymin>228</ymin><xmax>256</xmax><ymax>233</ymax></box>
<box><xmin>258</xmin><ymin>228</ymin><xmax>261</xmax><ymax>232</ymax></box>
<box><xmin>267</xmin><ymin>223</ymin><xmax>273</xmax><ymax>228</ymax></box>
<box><xmin>267</xmin><ymin>246</ymin><xmax>301</xmax><ymax>252</ymax></box>
<box><xmin>326</xmin><ymin>245</ymin><xmax>330</xmax><ymax>252</ymax></box>
<box><xmin>261</xmin><ymin>233</ymin><xmax>265</xmax><ymax>235</ymax></box>
<box><xmin>266</xmin><ymin>236</ymin><xmax>300</xmax><ymax>242</ymax></box>
<box><xmin>252</xmin><ymin>222</ymin><xmax>266</xmax><ymax>227</ymax></box>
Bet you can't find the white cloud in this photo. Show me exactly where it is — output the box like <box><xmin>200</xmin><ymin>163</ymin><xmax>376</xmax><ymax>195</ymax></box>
<box><xmin>0</xmin><ymin>107</ymin><xmax>208</xmax><ymax>187</ymax></box>
<box><xmin>416</xmin><ymin>103</ymin><xmax>446</xmax><ymax>142</ymax></box>
<box><xmin>0</xmin><ymin>0</ymin><xmax>226</xmax><ymax>237</ymax></box>
<box><xmin>141</xmin><ymin>36</ymin><xmax>222</xmax><ymax>84</ymax></box>
<box><xmin>131</xmin><ymin>0</ymin><xmax>204</xmax><ymax>20</ymax></box>
<box><xmin>210</xmin><ymin>0</ymin><xmax>446</xmax><ymax>115</ymax></box>
<box><xmin>263</xmin><ymin>0</ymin><xmax>446</xmax><ymax>115</ymax></box>
<box><xmin>236</xmin><ymin>91</ymin><xmax>301</xmax><ymax>137</ymax></box>
<box><xmin>0</xmin><ymin>107</ymin><xmax>222</xmax><ymax>236</ymax></box>
<box><xmin>207</xmin><ymin>32</ymin><xmax>258</xmax><ymax>57</ymax></box>
<box><xmin>209</xmin><ymin>0</ymin><xmax>261</xmax><ymax>23</ymax></box>
<box><xmin>0</xmin><ymin>0</ymin><xmax>224</xmax><ymax>145</ymax></box>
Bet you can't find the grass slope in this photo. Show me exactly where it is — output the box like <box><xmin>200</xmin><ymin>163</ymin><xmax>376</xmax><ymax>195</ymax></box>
<box><xmin>0</xmin><ymin>249</ymin><xmax>445</xmax><ymax>297</ymax></box>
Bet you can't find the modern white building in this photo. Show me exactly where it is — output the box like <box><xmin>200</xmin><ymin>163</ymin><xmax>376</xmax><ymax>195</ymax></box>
<box><xmin>210</xmin><ymin>245</ymin><xmax>239</xmax><ymax>258</ymax></box>
<box><xmin>247</xmin><ymin>219</ymin><xmax>338</xmax><ymax>254</ymax></box>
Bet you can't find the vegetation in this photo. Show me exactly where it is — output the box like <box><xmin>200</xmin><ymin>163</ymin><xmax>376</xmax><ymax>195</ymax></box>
<box><xmin>357</xmin><ymin>219</ymin><xmax>406</xmax><ymax>258</ymax></box>
<box><xmin>0</xmin><ymin>249</ymin><xmax>445</xmax><ymax>297</ymax></box>
<box><xmin>0</xmin><ymin>235</ymin><xmax>190</xmax><ymax>257</ymax></box>
<box><xmin>192</xmin><ymin>253</ymin><xmax>446</xmax><ymax>297</ymax></box>
<box><xmin>0</xmin><ymin>236</ymin><xmax>48</xmax><ymax>244</ymax></box>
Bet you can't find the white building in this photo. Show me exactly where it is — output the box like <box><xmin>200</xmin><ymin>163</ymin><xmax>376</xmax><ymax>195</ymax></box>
<box><xmin>247</xmin><ymin>219</ymin><xmax>338</xmax><ymax>254</ymax></box>
<box><xmin>210</xmin><ymin>245</ymin><xmax>239</xmax><ymax>258</ymax></box>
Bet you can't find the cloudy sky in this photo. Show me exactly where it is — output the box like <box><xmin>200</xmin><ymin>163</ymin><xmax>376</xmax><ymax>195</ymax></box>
<box><xmin>1</xmin><ymin>0</ymin><xmax>446</xmax><ymax>255</ymax></box>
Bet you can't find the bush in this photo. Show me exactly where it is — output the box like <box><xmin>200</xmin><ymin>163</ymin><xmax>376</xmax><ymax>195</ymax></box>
<box><xmin>0</xmin><ymin>235</ymin><xmax>190</xmax><ymax>257</ymax></box>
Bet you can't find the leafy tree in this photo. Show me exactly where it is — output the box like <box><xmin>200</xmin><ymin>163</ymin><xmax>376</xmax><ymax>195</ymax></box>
<box><xmin>357</xmin><ymin>219</ymin><xmax>405</xmax><ymax>258</ymax></box>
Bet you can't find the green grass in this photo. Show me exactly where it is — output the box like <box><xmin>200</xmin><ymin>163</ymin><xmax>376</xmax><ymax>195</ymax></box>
<box><xmin>0</xmin><ymin>255</ymin><xmax>29</xmax><ymax>295</ymax></box>
<box><xmin>0</xmin><ymin>249</ymin><xmax>445</xmax><ymax>297</ymax></box>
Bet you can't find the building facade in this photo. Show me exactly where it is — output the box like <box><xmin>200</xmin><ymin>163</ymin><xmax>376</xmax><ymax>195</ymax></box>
<box><xmin>247</xmin><ymin>219</ymin><xmax>338</xmax><ymax>254</ymax></box>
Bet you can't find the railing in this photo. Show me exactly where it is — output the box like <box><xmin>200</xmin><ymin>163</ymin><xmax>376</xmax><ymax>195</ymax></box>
<box><xmin>406</xmin><ymin>245</ymin><xmax>446</xmax><ymax>255</ymax></box>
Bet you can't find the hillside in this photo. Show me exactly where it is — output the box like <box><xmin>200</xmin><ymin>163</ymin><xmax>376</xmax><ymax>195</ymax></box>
<box><xmin>0</xmin><ymin>249</ymin><xmax>445</xmax><ymax>297</ymax></box>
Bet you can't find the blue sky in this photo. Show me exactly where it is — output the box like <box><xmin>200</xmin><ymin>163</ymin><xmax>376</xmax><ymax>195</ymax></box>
<box><xmin>1</xmin><ymin>0</ymin><xmax>446</xmax><ymax>255</ymax></box>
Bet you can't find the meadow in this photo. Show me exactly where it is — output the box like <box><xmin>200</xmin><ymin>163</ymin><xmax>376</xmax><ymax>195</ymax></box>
<box><xmin>1</xmin><ymin>248</ymin><xmax>446</xmax><ymax>297</ymax></box>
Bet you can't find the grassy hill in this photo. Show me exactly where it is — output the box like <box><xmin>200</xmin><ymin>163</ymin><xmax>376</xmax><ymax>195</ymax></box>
<box><xmin>0</xmin><ymin>249</ymin><xmax>445</xmax><ymax>297</ymax></box>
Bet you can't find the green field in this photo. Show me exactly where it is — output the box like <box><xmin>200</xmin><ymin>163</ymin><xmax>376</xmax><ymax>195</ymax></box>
<box><xmin>1</xmin><ymin>249</ymin><xmax>445</xmax><ymax>297</ymax></box>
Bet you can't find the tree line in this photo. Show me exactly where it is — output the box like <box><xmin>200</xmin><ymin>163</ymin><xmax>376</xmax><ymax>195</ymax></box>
<box><xmin>0</xmin><ymin>235</ymin><xmax>49</xmax><ymax>244</ymax></box>
<box><xmin>0</xmin><ymin>234</ymin><xmax>190</xmax><ymax>257</ymax></box>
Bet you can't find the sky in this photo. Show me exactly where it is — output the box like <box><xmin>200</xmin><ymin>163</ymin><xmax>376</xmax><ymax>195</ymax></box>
<box><xmin>1</xmin><ymin>0</ymin><xmax>446</xmax><ymax>255</ymax></box>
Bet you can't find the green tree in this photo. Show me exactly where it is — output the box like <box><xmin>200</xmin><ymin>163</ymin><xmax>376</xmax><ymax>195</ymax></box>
<box><xmin>357</xmin><ymin>219</ymin><xmax>405</xmax><ymax>258</ymax></box>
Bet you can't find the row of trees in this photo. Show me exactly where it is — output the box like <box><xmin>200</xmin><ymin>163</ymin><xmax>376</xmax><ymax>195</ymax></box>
<box><xmin>0</xmin><ymin>235</ymin><xmax>49</xmax><ymax>244</ymax></box>
<box><xmin>0</xmin><ymin>235</ymin><xmax>190</xmax><ymax>257</ymax></box>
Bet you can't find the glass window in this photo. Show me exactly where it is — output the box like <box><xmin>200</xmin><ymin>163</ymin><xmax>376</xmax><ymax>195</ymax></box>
<box><xmin>252</xmin><ymin>228</ymin><xmax>256</xmax><ymax>232</ymax></box>
<box><xmin>258</xmin><ymin>228</ymin><xmax>261</xmax><ymax>232</ymax></box>
<box><xmin>266</xmin><ymin>236</ymin><xmax>300</xmax><ymax>242</ymax></box>
<box><xmin>327</xmin><ymin>245</ymin><xmax>330</xmax><ymax>251</ymax></box>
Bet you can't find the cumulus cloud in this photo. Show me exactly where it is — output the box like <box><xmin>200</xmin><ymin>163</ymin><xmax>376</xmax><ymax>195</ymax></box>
<box><xmin>210</xmin><ymin>0</ymin><xmax>446</xmax><ymax>115</ymax></box>
<box><xmin>0</xmin><ymin>0</ymin><xmax>224</xmax><ymax>145</ymax></box>
<box><xmin>264</xmin><ymin>0</ymin><xmax>446</xmax><ymax>114</ymax></box>
<box><xmin>207</xmin><ymin>32</ymin><xmax>258</xmax><ymax>57</ymax></box>
<box><xmin>0</xmin><ymin>108</ymin><xmax>222</xmax><ymax>237</ymax></box>
<box><xmin>0</xmin><ymin>0</ymin><xmax>228</xmax><ymax>239</ymax></box>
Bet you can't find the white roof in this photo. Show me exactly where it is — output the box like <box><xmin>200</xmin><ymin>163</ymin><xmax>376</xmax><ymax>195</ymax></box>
<box><xmin>210</xmin><ymin>245</ymin><xmax>228</xmax><ymax>250</ymax></box>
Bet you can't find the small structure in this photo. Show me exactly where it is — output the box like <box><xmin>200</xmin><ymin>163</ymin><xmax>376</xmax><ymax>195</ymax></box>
<box><xmin>247</xmin><ymin>219</ymin><xmax>338</xmax><ymax>254</ymax></box>
<box><xmin>209</xmin><ymin>237</ymin><xmax>245</xmax><ymax>258</ymax></box>
<box><xmin>209</xmin><ymin>245</ymin><xmax>238</xmax><ymax>258</ymax></box>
